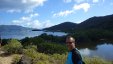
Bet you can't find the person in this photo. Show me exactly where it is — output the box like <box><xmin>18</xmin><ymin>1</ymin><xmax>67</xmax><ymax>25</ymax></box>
<box><xmin>65</xmin><ymin>36</ymin><xmax>85</xmax><ymax>64</ymax></box>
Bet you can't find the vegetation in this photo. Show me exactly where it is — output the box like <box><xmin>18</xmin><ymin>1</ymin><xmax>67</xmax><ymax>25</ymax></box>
<box><xmin>20</xmin><ymin>33</ymin><xmax>68</xmax><ymax>54</ymax></box>
<box><xmin>1</xmin><ymin>34</ymin><xmax>113</xmax><ymax>64</ymax></box>
<box><xmin>12</xmin><ymin>48</ymin><xmax>67</xmax><ymax>64</ymax></box>
<box><xmin>43</xmin><ymin>14</ymin><xmax>113</xmax><ymax>44</ymax></box>
<box><xmin>44</xmin><ymin>22</ymin><xmax>77</xmax><ymax>32</ymax></box>
<box><xmin>12</xmin><ymin>54</ymin><xmax>21</xmax><ymax>64</ymax></box>
<box><xmin>0</xmin><ymin>13</ymin><xmax>113</xmax><ymax>64</ymax></box>
<box><xmin>69</xmin><ymin>29</ymin><xmax>113</xmax><ymax>43</ymax></box>
<box><xmin>37</xmin><ymin>42</ymin><xmax>67</xmax><ymax>54</ymax></box>
<box><xmin>12</xmin><ymin>48</ymin><xmax>113</xmax><ymax>64</ymax></box>
<box><xmin>11</xmin><ymin>48</ymin><xmax>113</xmax><ymax>64</ymax></box>
<box><xmin>83</xmin><ymin>56</ymin><xmax>113</xmax><ymax>64</ymax></box>
<box><xmin>2</xmin><ymin>39</ymin><xmax>23</xmax><ymax>54</ymax></box>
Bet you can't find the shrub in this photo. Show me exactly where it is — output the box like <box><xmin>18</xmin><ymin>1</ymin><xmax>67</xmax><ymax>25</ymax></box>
<box><xmin>37</xmin><ymin>42</ymin><xmax>68</xmax><ymax>54</ymax></box>
<box><xmin>13</xmin><ymin>49</ymin><xmax>113</xmax><ymax>64</ymax></box>
<box><xmin>20</xmin><ymin>48</ymin><xmax>67</xmax><ymax>64</ymax></box>
<box><xmin>83</xmin><ymin>56</ymin><xmax>113</xmax><ymax>64</ymax></box>
<box><xmin>25</xmin><ymin>45</ymin><xmax>37</xmax><ymax>51</ymax></box>
<box><xmin>2</xmin><ymin>39</ymin><xmax>23</xmax><ymax>54</ymax></box>
<box><xmin>12</xmin><ymin>54</ymin><xmax>21</xmax><ymax>64</ymax></box>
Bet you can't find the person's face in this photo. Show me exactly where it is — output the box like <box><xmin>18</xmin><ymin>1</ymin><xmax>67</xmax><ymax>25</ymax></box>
<box><xmin>66</xmin><ymin>38</ymin><xmax>75</xmax><ymax>50</ymax></box>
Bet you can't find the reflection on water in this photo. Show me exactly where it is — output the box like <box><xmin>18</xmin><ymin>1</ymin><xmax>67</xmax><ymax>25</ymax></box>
<box><xmin>79</xmin><ymin>43</ymin><xmax>113</xmax><ymax>60</ymax></box>
<box><xmin>80</xmin><ymin>48</ymin><xmax>90</xmax><ymax>56</ymax></box>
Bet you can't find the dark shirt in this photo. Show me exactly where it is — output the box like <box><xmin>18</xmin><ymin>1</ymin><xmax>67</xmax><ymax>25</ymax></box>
<box><xmin>65</xmin><ymin>48</ymin><xmax>83</xmax><ymax>64</ymax></box>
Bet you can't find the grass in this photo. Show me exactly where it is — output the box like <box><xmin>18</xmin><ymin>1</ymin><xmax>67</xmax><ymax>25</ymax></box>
<box><xmin>11</xmin><ymin>49</ymin><xmax>113</xmax><ymax>64</ymax></box>
<box><xmin>0</xmin><ymin>50</ymin><xmax>113</xmax><ymax>64</ymax></box>
<box><xmin>83</xmin><ymin>56</ymin><xmax>113</xmax><ymax>64</ymax></box>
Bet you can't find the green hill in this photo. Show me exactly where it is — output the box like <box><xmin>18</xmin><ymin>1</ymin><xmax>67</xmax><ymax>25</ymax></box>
<box><xmin>44</xmin><ymin>22</ymin><xmax>77</xmax><ymax>32</ymax></box>
<box><xmin>0</xmin><ymin>25</ymin><xmax>32</xmax><ymax>31</ymax></box>
<box><xmin>43</xmin><ymin>14</ymin><xmax>113</xmax><ymax>32</ymax></box>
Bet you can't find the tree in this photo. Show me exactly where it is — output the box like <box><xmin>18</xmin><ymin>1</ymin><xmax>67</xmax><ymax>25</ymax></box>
<box><xmin>2</xmin><ymin>39</ymin><xmax>23</xmax><ymax>54</ymax></box>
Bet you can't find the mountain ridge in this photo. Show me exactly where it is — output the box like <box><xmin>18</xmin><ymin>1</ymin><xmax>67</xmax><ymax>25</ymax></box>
<box><xmin>0</xmin><ymin>25</ymin><xmax>32</xmax><ymax>32</ymax></box>
<box><xmin>0</xmin><ymin>14</ymin><xmax>113</xmax><ymax>32</ymax></box>
<box><xmin>44</xmin><ymin>22</ymin><xmax>77</xmax><ymax>31</ymax></box>
<box><xmin>43</xmin><ymin>14</ymin><xmax>113</xmax><ymax>32</ymax></box>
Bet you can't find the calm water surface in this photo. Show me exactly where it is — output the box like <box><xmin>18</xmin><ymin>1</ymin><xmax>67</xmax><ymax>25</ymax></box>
<box><xmin>0</xmin><ymin>30</ymin><xmax>67</xmax><ymax>39</ymax></box>
<box><xmin>80</xmin><ymin>43</ymin><xmax>113</xmax><ymax>61</ymax></box>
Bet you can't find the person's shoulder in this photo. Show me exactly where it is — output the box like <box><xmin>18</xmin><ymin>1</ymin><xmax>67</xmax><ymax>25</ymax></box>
<box><xmin>71</xmin><ymin>48</ymin><xmax>86</xmax><ymax>64</ymax></box>
<box><xmin>71</xmin><ymin>48</ymin><xmax>80</xmax><ymax>54</ymax></box>
<box><xmin>72</xmin><ymin>48</ymin><xmax>82</xmax><ymax>59</ymax></box>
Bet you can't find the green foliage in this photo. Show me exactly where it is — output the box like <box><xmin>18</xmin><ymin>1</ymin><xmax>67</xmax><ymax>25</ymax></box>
<box><xmin>70</xmin><ymin>29</ymin><xmax>113</xmax><ymax>43</ymax></box>
<box><xmin>12</xmin><ymin>50</ymin><xmax>113</xmax><ymax>64</ymax></box>
<box><xmin>21</xmin><ymin>34</ymin><xmax>68</xmax><ymax>54</ymax></box>
<box><xmin>22</xmin><ymin>48</ymin><xmax>49</xmax><ymax>64</ymax></box>
<box><xmin>83</xmin><ymin>56</ymin><xmax>113</xmax><ymax>64</ymax></box>
<box><xmin>23</xmin><ymin>48</ymin><xmax>38</xmax><ymax>59</ymax></box>
<box><xmin>50</xmin><ymin>53</ymin><xmax>67</xmax><ymax>64</ymax></box>
<box><xmin>12</xmin><ymin>54</ymin><xmax>21</xmax><ymax>64</ymax></box>
<box><xmin>20</xmin><ymin>37</ymin><xmax>32</xmax><ymax>46</ymax></box>
<box><xmin>37</xmin><ymin>42</ymin><xmax>68</xmax><ymax>54</ymax></box>
<box><xmin>21</xmin><ymin>33</ymin><xmax>66</xmax><ymax>46</ymax></box>
<box><xmin>21</xmin><ymin>37</ymin><xmax>45</xmax><ymax>46</ymax></box>
<box><xmin>1</xmin><ymin>39</ymin><xmax>9</xmax><ymax>46</ymax></box>
<box><xmin>25</xmin><ymin>45</ymin><xmax>37</xmax><ymax>51</ymax></box>
<box><xmin>1</xmin><ymin>39</ymin><xmax>113</xmax><ymax>64</ymax></box>
<box><xmin>19</xmin><ymin>48</ymin><xmax>67</xmax><ymax>64</ymax></box>
<box><xmin>2</xmin><ymin>39</ymin><xmax>23</xmax><ymax>54</ymax></box>
<box><xmin>38</xmin><ymin>33</ymin><xmax>66</xmax><ymax>43</ymax></box>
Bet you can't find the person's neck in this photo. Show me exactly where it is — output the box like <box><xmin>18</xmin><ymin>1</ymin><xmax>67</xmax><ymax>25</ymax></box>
<box><xmin>70</xmin><ymin>47</ymin><xmax>76</xmax><ymax>51</ymax></box>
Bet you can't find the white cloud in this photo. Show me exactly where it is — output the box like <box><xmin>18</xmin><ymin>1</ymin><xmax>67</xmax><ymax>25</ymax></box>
<box><xmin>53</xmin><ymin>3</ymin><xmax>90</xmax><ymax>17</ymax></box>
<box><xmin>42</xmin><ymin>20</ymin><xmax>53</xmax><ymax>28</ymax></box>
<box><xmin>74</xmin><ymin>0</ymin><xmax>86</xmax><ymax>3</ymax></box>
<box><xmin>93</xmin><ymin>0</ymin><xmax>99</xmax><ymax>3</ymax></box>
<box><xmin>0</xmin><ymin>0</ymin><xmax>46</xmax><ymax>13</ymax></box>
<box><xmin>29</xmin><ymin>13</ymin><xmax>39</xmax><ymax>18</ymax></box>
<box><xmin>7</xmin><ymin>9</ymin><xmax>21</xmax><ymax>13</ymax></box>
<box><xmin>12</xmin><ymin>13</ymin><xmax>53</xmax><ymax>29</ymax></box>
<box><xmin>73</xmin><ymin>3</ymin><xmax>90</xmax><ymax>12</ymax></box>
<box><xmin>75</xmin><ymin>20</ymin><xmax>83</xmax><ymax>24</ymax></box>
<box><xmin>53</xmin><ymin>10</ymin><xmax>74</xmax><ymax>17</ymax></box>
<box><xmin>63</xmin><ymin>0</ymin><xmax>72</xmax><ymax>3</ymax></box>
<box><xmin>63</xmin><ymin>0</ymin><xmax>104</xmax><ymax>4</ymax></box>
<box><xmin>63</xmin><ymin>0</ymin><xmax>86</xmax><ymax>3</ymax></box>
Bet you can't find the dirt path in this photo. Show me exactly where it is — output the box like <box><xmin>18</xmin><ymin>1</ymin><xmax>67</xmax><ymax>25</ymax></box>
<box><xmin>0</xmin><ymin>55</ymin><xmax>14</xmax><ymax>64</ymax></box>
<box><xmin>0</xmin><ymin>50</ymin><xmax>14</xmax><ymax>64</ymax></box>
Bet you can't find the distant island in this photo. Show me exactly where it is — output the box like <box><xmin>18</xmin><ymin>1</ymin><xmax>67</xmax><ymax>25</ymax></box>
<box><xmin>32</xmin><ymin>29</ymin><xmax>42</xmax><ymax>31</ymax></box>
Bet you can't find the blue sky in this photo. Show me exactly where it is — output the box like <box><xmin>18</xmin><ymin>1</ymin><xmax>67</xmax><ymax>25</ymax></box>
<box><xmin>0</xmin><ymin>0</ymin><xmax>113</xmax><ymax>29</ymax></box>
